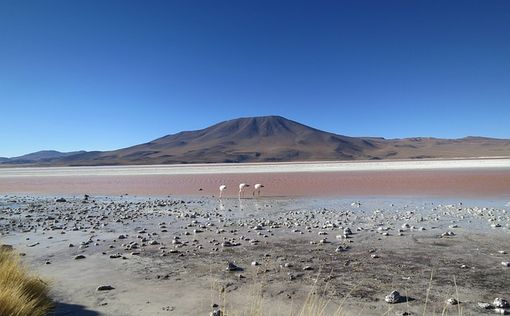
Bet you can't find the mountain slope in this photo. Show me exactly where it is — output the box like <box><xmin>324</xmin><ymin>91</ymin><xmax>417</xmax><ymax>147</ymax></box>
<box><xmin>60</xmin><ymin>116</ymin><xmax>381</xmax><ymax>165</ymax></box>
<box><xmin>2</xmin><ymin>150</ymin><xmax>86</xmax><ymax>164</ymax></box>
<box><xmin>3</xmin><ymin>116</ymin><xmax>510</xmax><ymax>166</ymax></box>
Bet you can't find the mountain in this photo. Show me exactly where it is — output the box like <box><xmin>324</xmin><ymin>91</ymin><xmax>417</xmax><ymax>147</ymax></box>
<box><xmin>2</xmin><ymin>116</ymin><xmax>510</xmax><ymax>166</ymax></box>
<box><xmin>57</xmin><ymin>116</ymin><xmax>382</xmax><ymax>165</ymax></box>
<box><xmin>2</xmin><ymin>150</ymin><xmax>86</xmax><ymax>164</ymax></box>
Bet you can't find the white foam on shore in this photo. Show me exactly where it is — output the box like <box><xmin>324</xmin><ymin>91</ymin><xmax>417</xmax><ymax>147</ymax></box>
<box><xmin>1</xmin><ymin>158</ymin><xmax>509</xmax><ymax>177</ymax></box>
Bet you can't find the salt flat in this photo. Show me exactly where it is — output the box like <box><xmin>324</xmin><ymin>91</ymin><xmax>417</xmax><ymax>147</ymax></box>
<box><xmin>1</xmin><ymin>158</ymin><xmax>510</xmax><ymax>177</ymax></box>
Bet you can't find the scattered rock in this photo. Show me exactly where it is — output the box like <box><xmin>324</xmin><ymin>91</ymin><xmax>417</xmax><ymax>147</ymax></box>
<box><xmin>97</xmin><ymin>285</ymin><xmax>115</xmax><ymax>291</ymax></box>
<box><xmin>385</xmin><ymin>291</ymin><xmax>403</xmax><ymax>304</ymax></box>
<box><xmin>478</xmin><ymin>302</ymin><xmax>494</xmax><ymax>310</ymax></box>
<box><xmin>493</xmin><ymin>298</ymin><xmax>509</xmax><ymax>309</ymax></box>
<box><xmin>226</xmin><ymin>262</ymin><xmax>242</xmax><ymax>271</ymax></box>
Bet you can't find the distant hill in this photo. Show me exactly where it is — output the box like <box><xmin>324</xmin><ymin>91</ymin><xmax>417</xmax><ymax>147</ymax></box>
<box><xmin>2</xmin><ymin>116</ymin><xmax>510</xmax><ymax>166</ymax></box>
<box><xmin>1</xmin><ymin>150</ymin><xmax>86</xmax><ymax>164</ymax></box>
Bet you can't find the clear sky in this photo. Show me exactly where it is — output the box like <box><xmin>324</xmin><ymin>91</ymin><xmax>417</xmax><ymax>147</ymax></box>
<box><xmin>1</xmin><ymin>1</ymin><xmax>509</xmax><ymax>157</ymax></box>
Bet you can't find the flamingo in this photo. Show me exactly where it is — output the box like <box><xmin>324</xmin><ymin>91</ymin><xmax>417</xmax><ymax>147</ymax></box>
<box><xmin>253</xmin><ymin>183</ymin><xmax>264</xmax><ymax>197</ymax></box>
<box><xmin>219</xmin><ymin>185</ymin><xmax>227</xmax><ymax>198</ymax></box>
<box><xmin>238</xmin><ymin>183</ymin><xmax>250</xmax><ymax>198</ymax></box>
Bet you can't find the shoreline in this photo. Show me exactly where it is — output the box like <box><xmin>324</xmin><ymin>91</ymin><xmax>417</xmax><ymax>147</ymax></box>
<box><xmin>1</xmin><ymin>194</ymin><xmax>509</xmax><ymax>316</ymax></box>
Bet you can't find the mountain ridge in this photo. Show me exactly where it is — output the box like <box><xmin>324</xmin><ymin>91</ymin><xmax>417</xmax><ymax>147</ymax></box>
<box><xmin>2</xmin><ymin>116</ymin><xmax>510</xmax><ymax>166</ymax></box>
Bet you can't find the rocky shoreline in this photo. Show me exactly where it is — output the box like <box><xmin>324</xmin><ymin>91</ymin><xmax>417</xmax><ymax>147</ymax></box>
<box><xmin>1</xmin><ymin>195</ymin><xmax>509</xmax><ymax>315</ymax></box>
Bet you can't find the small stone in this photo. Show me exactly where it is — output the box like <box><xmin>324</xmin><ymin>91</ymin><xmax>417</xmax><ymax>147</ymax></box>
<box><xmin>97</xmin><ymin>285</ymin><xmax>115</xmax><ymax>291</ymax></box>
<box><xmin>74</xmin><ymin>255</ymin><xmax>86</xmax><ymax>260</ymax></box>
<box><xmin>335</xmin><ymin>245</ymin><xmax>349</xmax><ymax>252</ymax></box>
<box><xmin>502</xmin><ymin>262</ymin><xmax>510</xmax><ymax>267</ymax></box>
<box><xmin>385</xmin><ymin>291</ymin><xmax>402</xmax><ymax>304</ymax></box>
<box><xmin>302</xmin><ymin>266</ymin><xmax>313</xmax><ymax>271</ymax></box>
<box><xmin>56</xmin><ymin>198</ymin><xmax>67</xmax><ymax>203</ymax></box>
<box><xmin>210</xmin><ymin>310</ymin><xmax>223</xmax><ymax>316</ymax></box>
<box><xmin>251</xmin><ymin>261</ymin><xmax>260</xmax><ymax>266</ymax></box>
<box><xmin>478</xmin><ymin>302</ymin><xmax>494</xmax><ymax>309</ymax></box>
<box><xmin>226</xmin><ymin>262</ymin><xmax>241</xmax><ymax>271</ymax></box>
<box><xmin>493</xmin><ymin>298</ymin><xmax>510</xmax><ymax>309</ymax></box>
<box><xmin>447</xmin><ymin>298</ymin><xmax>459</xmax><ymax>305</ymax></box>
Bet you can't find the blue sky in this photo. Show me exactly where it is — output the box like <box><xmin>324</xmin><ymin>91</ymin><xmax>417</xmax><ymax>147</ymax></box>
<box><xmin>1</xmin><ymin>1</ymin><xmax>509</xmax><ymax>157</ymax></box>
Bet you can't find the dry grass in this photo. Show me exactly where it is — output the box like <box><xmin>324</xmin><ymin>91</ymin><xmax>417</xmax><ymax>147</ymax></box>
<box><xmin>0</xmin><ymin>246</ymin><xmax>53</xmax><ymax>316</ymax></box>
<box><xmin>213</xmin><ymin>267</ymin><xmax>467</xmax><ymax>316</ymax></box>
<box><xmin>213</xmin><ymin>267</ymin><xmax>356</xmax><ymax>316</ymax></box>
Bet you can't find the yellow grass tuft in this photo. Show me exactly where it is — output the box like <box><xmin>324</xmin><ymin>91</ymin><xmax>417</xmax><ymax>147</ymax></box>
<box><xmin>0</xmin><ymin>246</ymin><xmax>53</xmax><ymax>316</ymax></box>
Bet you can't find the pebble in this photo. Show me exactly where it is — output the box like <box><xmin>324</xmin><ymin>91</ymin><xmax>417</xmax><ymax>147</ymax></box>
<box><xmin>478</xmin><ymin>302</ymin><xmax>494</xmax><ymax>309</ymax></box>
<box><xmin>493</xmin><ymin>298</ymin><xmax>509</xmax><ymax>309</ymax></box>
<box><xmin>74</xmin><ymin>255</ymin><xmax>86</xmax><ymax>260</ymax></box>
<box><xmin>97</xmin><ymin>285</ymin><xmax>115</xmax><ymax>291</ymax></box>
<box><xmin>210</xmin><ymin>310</ymin><xmax>223</xmax><ymax>316</ymax></box>
<box><xmin>226</xmin><ymin>262</ymin><xmax>241</xmax><ymax>271</ymax></box>
<box><xmin>494</xmin><ymin>308</ymin><xmax>508</xmax><ymax>314</ymax></box>
<box><xmin>385</xmin><ymin>290</ymin><xmax>403</xmax><ymax>304</ymax></box>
